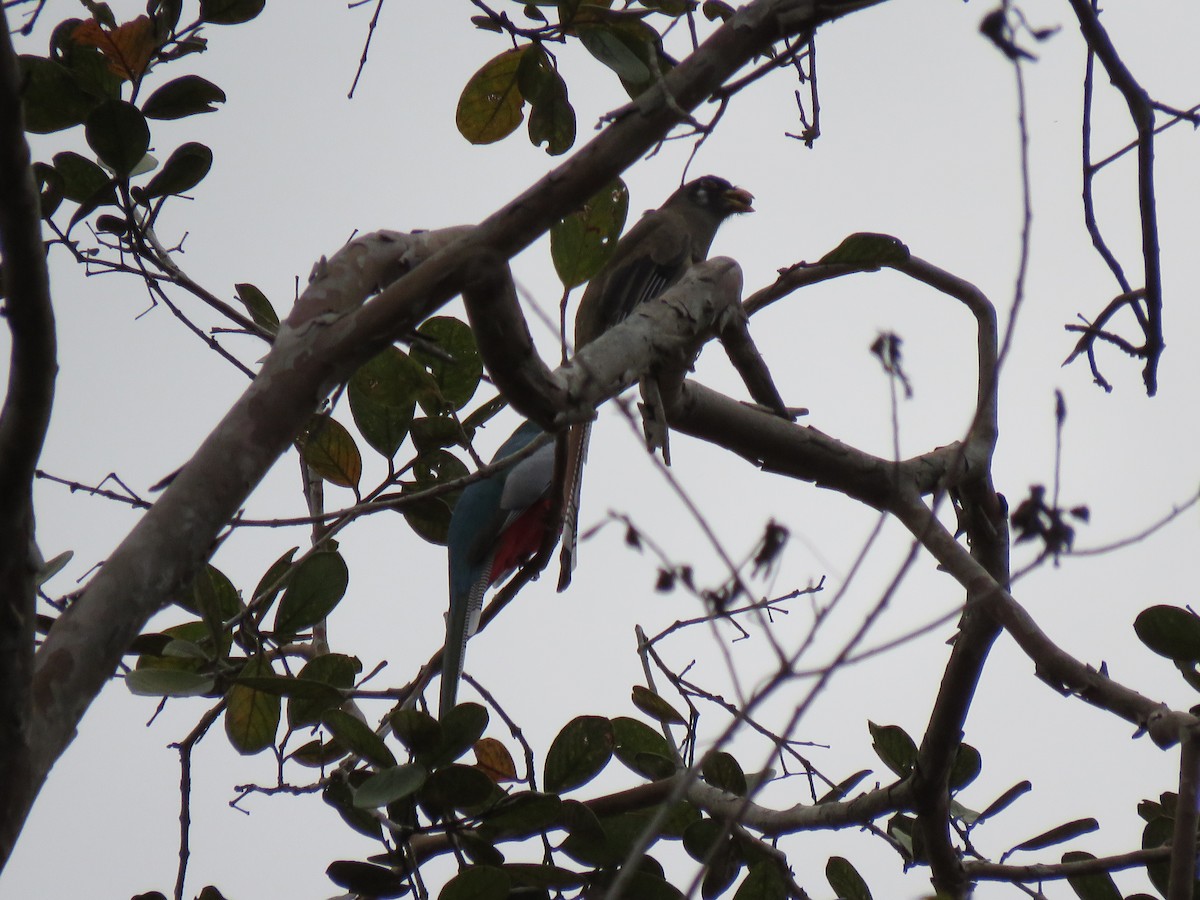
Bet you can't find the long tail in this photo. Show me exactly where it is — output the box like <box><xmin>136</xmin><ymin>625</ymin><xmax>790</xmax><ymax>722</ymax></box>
<box><xmin>440</xmin><ymin>555</ymin><xmax>491</xmax><ymax>717</ymax></box>
<box><xmin>556</xmin><ymin>421</ymin><xmax>592</xmax><ymax>591</ymax></box>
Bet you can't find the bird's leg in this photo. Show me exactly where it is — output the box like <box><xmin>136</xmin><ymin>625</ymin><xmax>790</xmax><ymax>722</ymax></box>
<box><xmin>638</xmin><ymin>377</ymin><xmax>672</xmax><ymax>465</ymax></box>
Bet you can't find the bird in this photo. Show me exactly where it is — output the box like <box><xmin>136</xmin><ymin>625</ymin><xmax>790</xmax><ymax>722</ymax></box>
<box><xmin>442</xmin><ymin>419</ymin><xmax>555</xmax><ymax>716</ymax></box>
<box><xmin>558</xmin><ymin>175</ymin><xmax>754</xmax><ymax>590</ymax></box>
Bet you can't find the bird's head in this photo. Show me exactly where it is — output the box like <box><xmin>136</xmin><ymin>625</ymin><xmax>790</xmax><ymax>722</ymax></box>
<box><xmin>675</xmin><ymin>175</ymin><xmax>755</xmax><ymax>218</ymax></box>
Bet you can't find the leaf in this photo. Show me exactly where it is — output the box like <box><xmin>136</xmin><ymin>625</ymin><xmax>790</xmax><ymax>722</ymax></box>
<box><xmin>631</xmin><ymin>685</ymin><xmax>687</xmax><ymax>725</ymax></box>
<box><xmin>733</xmin><ymin>863</ymin><xmax>788</xmax><ymax>900</ymax></box>
<box><xmin>391</xmin><ymin>707</ymin><xmax>444</xmax><ymax>756</ymax></box>
<box><xmin>518</xmin><ymin>45</ymin><xmax>575</xmax><ymax>155</ymax></box>
<box><xmin>544</xmin><ymin>716</ymin><xmax>614</xmax><ymax>793</ymax></box>
<box><xmin>868</xmin><ymin>721</ymin><xmax>917</xmax><ymax>778</ymax></box>
<box><xmin>819</xmin><ymin>232</ymin><xmax>910</xmax><ymax>268</ymax></box>
<box><xmin>419</xmin><ymin>764</ymin><xmax>499</xmax><ymax>813</ymax></box>
<box><xmin>576</xmin><ymin>19</ymin><xmax>660</xmax><ymax>93</ymax></box>
<box><xmin>474</xmin><ymin>737</ymin><xmax>519</xmax><ymax>783</ymax></box>
<box><xmin>440</xmin><ymin>865</ymin><xmax>510</xmax><ymax>900</ymax></box>
<box><xmin>1009</xmin><ymin>818</ymin><xmax>1099</xmax><ymax>854</ymax></box>
<box><xmin>303</xmin><ymin>416</ymin><xmax>363</xmax><ymax>490</ymax></box>
<box><xmin>71</xmin><ymin>16</ymin><xmax>156</xmax><ymax>81</ymax></box>
<box><xmin>975</xmin><ymin>780</ymin><xmax>1031</xmax><ymax>825</ymax></box>
<box><xmin>142</xmin><ymin>75</ymin><xmax>226</xmax><ymax>119</ymax></box>
<box><xmin>401</xmin><ymin>449</ymin><xmax>469</xmax><ymax>544</ymax></box>
<box><xmin>33</xmin><ymin>163</ymin><xmax>63</xmax><ymax>219</ymax></box>
<box><xmin>224</xmin><ymin>655</ymin><xmax>280</xmax><ymax>754</ymax></box>
<box><xmin>273</xmin><ymin>551</ymin><xmax>349</xmax><ymax>639</ymax></box>
<box><xmin>826</xmin><ymin>857</ymin><xmax>873</xmax><ymax>900</ymax></box>
<box><xmin>949</xmin><ymin>742</ymin><xmax>981</xmax><ymax>791</ymax></box>
<box><xmin>702</xmin><ymin>0</ymin><xmax>736</xmax><ymax>21</ymax></box>
<box><xmin>428</xmin><ymin>702</ymin><xmax>489</xmax><ymax>768</ymax></box>
<box><xmin>85</xmin><ymin>99</ymin><xmax>150</xmax><ymax>176</ymax></box>
<box><xmin>817</xmin><ymin>769</ymin><xmax>871</xmax><ymax>804</ymax></box>
<box><xmin>288</xmin><ymin>652</ymin><xmax>362</xmax><ymax>728</ymax></box>
<box><xmin>1134</xmin><ymin>605</ymin><xmax>1200</xmax><ymax>663</ymax></box>
<box><xmin>18</xmin><ymin>55</ymin><xmax>99</xmax><ymax>133</ymax></box>
<box><xmin>233</xmin><ymin>282</ymin><xmax>279</xmax><ymax>333</ymax></box>
<box><xmin>702</xmin><ymin>751</ymin><xmax>747</xmax><ymax>796</ymax></box>
<box><xmin>200</xmin><ymin>0</ymin><xmax>266</xmax><ymax>25</ymax></box>
<box><xmin>412</xmin><ymin>317</ymin><xmax>483</xmax><ymax>412</ymax></box>
<box><xmin>456</xmin><ymin>48</ymin><xmax>527</xmax><ymax>145</ymax></box>
<box><xmin>477</xmin><ymin>791</ymin><xmax>563</xmax><ymax>842</ymax></box>
<box><xmin>354</xmin><ymin>763</ymin><xmax>428</xmax><ymax>808</ymax></box>
<box><xmin>325</xmin><ymin>860</ymin><xmax>407</xmax><ymax>899</ymax></box>
<box><xmin>348</xmin><ymin>347</ymin><xmax>419</xmax><ymax>458</ymax></box>
<box><xmin>1061</xmin><ymin>851</ymin><xmax>1121</xmax><ymax>900</ymax></box>
<box><xmin>141</xmin><ymin>142</ymin><xmax>212</xmax><ymax>199</ymax></box>
<box><xmin>322</xmin><ymin>709</ymin><xmax>397</xmax><ymax>768</ymax></box>
<box><xmin>188</xmin><ymin>563</ymin><xmax>241</xmax><ymax>640</ymax></box>
<box><xmin>611</xmin><ymin>716</ymin><xmax>675</xmax><ymax>780</ymax></box>
<box><xmin>551</xmin><ymin>178</ymin><xmax>629</xmax><ymax>289</ymax></box>
<box><xmin>125</xmin><ymin>668</ymin><xmax>214</xmax><ymax>697</ymax></box>
<box><xmin>52</xmin><ymin>151</ymin><xmax>109</xmax><ymax>202</ymax></box>
<box><xmin>248</xmin><ymin>545</ymin><xmax>297</xmax><ymax>613</ymax></box>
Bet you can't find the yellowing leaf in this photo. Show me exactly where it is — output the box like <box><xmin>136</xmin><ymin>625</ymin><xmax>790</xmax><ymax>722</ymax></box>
<box><xmin>72</xmin><ymin>16</ymin><xmax>156</xmax><ymax>81</ymax></box>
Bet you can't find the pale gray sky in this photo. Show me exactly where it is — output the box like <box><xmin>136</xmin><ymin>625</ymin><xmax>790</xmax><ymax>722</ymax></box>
<box><xmin>6</xmin><ymin>1</ymin><xmax>1200</xmax><ymax>898</ymax></box>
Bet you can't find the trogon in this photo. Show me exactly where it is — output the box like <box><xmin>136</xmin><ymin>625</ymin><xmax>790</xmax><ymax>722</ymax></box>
<box><xmin>442</xmin><ymin>420</ymin><xmax>554</xmax><ymax>715</ymax></box>
<box><xmin>558</xmin><ymin>175</ymin><xmax>754</xmax><ymax>590</ymax></box>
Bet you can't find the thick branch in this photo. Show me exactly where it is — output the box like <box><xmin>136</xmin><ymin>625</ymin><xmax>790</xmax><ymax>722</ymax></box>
<box><xmin>20</xmin><ymin>0</ymin><xmax>883</xmax><ymax>849</ymax></box>
<box><xmin>0</xmin><ymin>6</ymin><xmax>57</xmax><ymax>867</ymax></box>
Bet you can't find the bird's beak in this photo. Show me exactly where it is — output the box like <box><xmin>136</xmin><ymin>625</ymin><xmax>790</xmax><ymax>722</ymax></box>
<box><xmin>723</xmin><ymin>186</ymin><xmax>755</xmax><ymax>213</ymax></box>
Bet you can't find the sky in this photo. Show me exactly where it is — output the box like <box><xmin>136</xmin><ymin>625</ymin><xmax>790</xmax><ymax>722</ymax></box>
<box><xmin>5</xmin><ymin>0</ymin><xmax>1200</xmax><ymax>898</ymax></box>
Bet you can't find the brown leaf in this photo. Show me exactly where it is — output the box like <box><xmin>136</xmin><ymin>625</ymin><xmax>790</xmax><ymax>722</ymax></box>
<box><xmin>474</xmin><ymin>737</ymin><xmax>518</xmax><ymax>783</ymax></box>
<box><xmin>73</xmin><ymin>16</ymin><xmax>156</xmax><ymax>81</ymax></box>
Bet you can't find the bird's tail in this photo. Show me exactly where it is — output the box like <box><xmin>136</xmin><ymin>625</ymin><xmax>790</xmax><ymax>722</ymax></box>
<box><xmin>440</xmin><ymin>553</ymin><xmax>492</xmax><ymax>717</ymax></box>
<box><xmin>556</xmin><ymin>421</ymin><xmax>592</xmax><ymax>591</ymax></box>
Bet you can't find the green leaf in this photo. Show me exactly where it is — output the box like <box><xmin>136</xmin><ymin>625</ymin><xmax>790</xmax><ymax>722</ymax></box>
<box><xmin>354</xmin><ymin>763</ymin><xmax>428</xmax><ymax>808</ymax></box>
<box><xmin>134</xmin><ymin>620</ymin><xmax>229</xmax><ymax>672</ymax></box>
<box><xmin>702</xmin><ymin>751</ymin><xmax>747</xmax><ymax>796</ymax></box>
<box><xmin>733</xmin><ymin>863</ymin><xmax>788</xmax><ymax>900</ymax></box>
<box><xmin>702</xmin><ymin>0</ymin><xmax>735</xmax><ymax>22</ymax></box>
<box><xmin>412</xmin><ymin>317</ymin><xmax>483</xmax><ymax>412</ymax></box>
<box><xmin>518</xmin><ymin>45</ymin><xmax>575</xmax><ymax>155</ymax></box>
<box><xmin>290</xmin><ymin>737</ymin><xmax>350</xmax><ymax>768</ymax></box>
<box><xmin>288</xmin><ymin>652</ymin><xmax>362</xmax><ymax>728</ymax></box>
<box><xmin>440</xmin><ymin>865</ymin><xmax>510</xmax><ymax>900</ymax></box>
<box><xmin>348</xmin><ymin>347</ymin><xmax>419</xmax><ymax>458</ymax></box>
<box><xmin>419</xmin><ymin>764</ymin><xmax>499</xmax><ymax>813</ymax></box>
<box><xmin>551</xmin><ymin>178</ymin><xmax>628</xmax><ymax>289</ymax></box>
<box><xmin>249</xmin><ymin>545</ymin><xmax>297</xmax><ymax>612</ymax></box>
<box><xmin>225</xmin><ymin>655</ymin><xmax>280</xmax><ymax>754</ymax></box>
<box><xmin>322</xmin><ymin>709</ymin><xmax>397</xmax><ymax>768</ymax></box>
<box><xmin>125</xmin><ymin>668</ymin><xmax>214</xmax><ymax>697</ymax></box>
<box><xmin>819</xmin><ymin>232</ymin><xmax>910</xmax><ymax>268</ymax></box>
<box><xmin>683</xmin><ymin>817</ymin><xmax>729</xmax><ymax>863</ymax></box>
<box><xmin>1010</xmin><ymin>818</ymin><xmax>1099</xmax><ymax>854</ymax></box>
<box><xmin>1134</xmin><ymin>605</ymin><xmax>1200</xmax><ymax>663</ymax></box>
<box><xmin>577</xmin><ymin>20</ymin><xmax>657</xmax><ymax>90</ymax></box>
<box><xmin>52</xmin><ymin>151</ymin><xmax>109</xmax><ymax>203</ymax></box>
<box><xmin>428</xmin><ymin>702</ymin><xmax>489</xmax><ymax>768</ymax></box>
<box><xmin>200</xmin><ymin>0</ymin><xmax>266</xmax><ymax>24</ymax></box>
<box><xmin>826</xmin><ymin>857</ymin><xmax>872</xmax><ymax>900</ymax></box>
<box><xmin>478</xmin><ymin>791</ymin><xmax>563</xmax><ymax>841</ymax></box>
<box><xmin>611</xmin><ymin>715</ymin><xmax>675</xmax><ymax>780</ymax></box>
<box><xmin>631</xmin><ymin>685</ymin><xmax>687</xmax><ymax>725</ymax></box>
<box><xmin>638</xmin><ymin>0</ymin><xmax>692</xmax><ymax>14</ymax></box>
<box><xmin>303</xmin><ymin>416</ymin><xmax>363</xmax><ymax>490</ymax></box>
<box><xmin>401</xmin><ymin>449</ymin><xmax>469</xmax><ymax>544</ymax></box>
<box><xmin>141</xmin><ymin>75</ymin><xmax>226</xmax><ymax>119</ymax></box>
<box><xmin>34</xmin><ymin>163</ymin><xmax>64</xmax><ymax>219</ymax></box>
<box><xmin>949</xmin><ymin>742</ymin><xmax>981</xmax><ymax>791</ymax></box>
<box><xmin>817</xmin><ymin>769</ymin><xmax>871</xmax><ymax>804</ymax></box>
<box><xmin>868</xmin><ymin>721</ymin><xmax>917</xmax><ymax>778</ymax></box>
<box><xmin>1061</xmin><ymin>851</ymin><xmax>1121</xmax><ymax>900</ymax></box>
<box><xmin>457</xmin><ymin>48</ymin><xmax>527</xmax><ymax>145</ymax></box>
<box><xmin>273</xmin><ymin>551</ymin><xmax>349</xmax><ymax>639</ymax></box>
<box><xmin>141</xmin><ymin>142</ymin><xmax>212</xmax><ymax>199</ymax></box>
<box><xmin>233</xmin><ymin>282</ymin><xmax>279</xmax><ymax>333</ymax></box>
<box><xmin>975</xmin><ymin>780</ymin><xmax>1031</xmax><ymax>825</ymax></box>
<box><xmin>391</xmin><ymin>708</ymin><xmax>444</xmax><ymax>756</ymax></box>
<box><xmin>18</xmin><ymin>55</ymin><xmax>97</xmax><ymax>133</ymax></box>
<box><xmin>85</xmin><ymin>99</ymin><xmax>150</xmax><ymax>176</ymax></box>
<box><xmin>544</xmin><ymin>716</ymin><xmax>614</xmax><ymax>793</ymax></box>
<box><xmin>325</xmin><ymin>860</ymin><xmax>407</xmax><ymax>899</ymax></box>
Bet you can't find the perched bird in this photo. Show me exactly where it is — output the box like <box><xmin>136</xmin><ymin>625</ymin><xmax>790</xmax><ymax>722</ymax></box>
<box><xmin>559</xmin><ymin>175</ymin><xmax>754</xmax><ymax>590</ymax></box>
<box><xmin>442</xmin><ymin>420</ymin><xmax>555</xmax><ymax>716</ymax></box>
